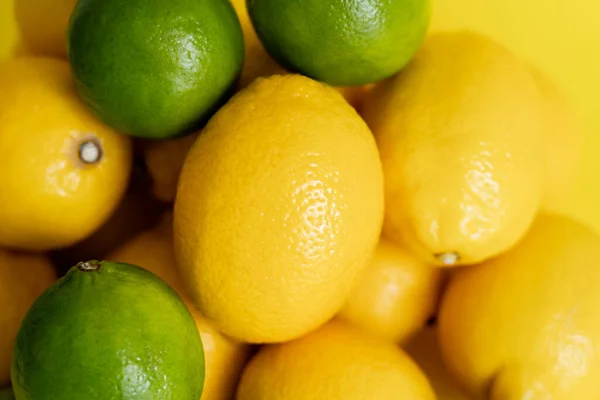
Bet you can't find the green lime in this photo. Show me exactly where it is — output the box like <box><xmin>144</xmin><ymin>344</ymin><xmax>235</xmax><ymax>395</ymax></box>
<box><xmin>247</xmin><ymin>0</ymin><xmax>430</xmax><ymax>86</ymax></box>
<box><xmin>0</xmin><ymin>387</ymin><xmax>14</xmax><ymax>400</ymax></box>
<box><xmin>68</xmin><ymin>0</ymin><xmax>244</xmax><ymax>139</ymax></box>
<box><xmin>11</xmin><ymin>261</ymin><xmax>204</xmax><ymax>399</ymax></box>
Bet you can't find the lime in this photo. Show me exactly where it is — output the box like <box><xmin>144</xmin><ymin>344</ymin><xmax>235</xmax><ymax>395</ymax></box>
<box><xmin>11</xmin><ymin>261</ymin><xmax>204</xmax><ymax>399</ymax></box>
<box><xmin>68</xmin><ymin>0</ymin><xmax>244</xmax><ymax>139</ymax></box>
<box><xmin>247</xmin><ymin>0</ymin><xmax>430</xmax><ymax>86</ymax></box>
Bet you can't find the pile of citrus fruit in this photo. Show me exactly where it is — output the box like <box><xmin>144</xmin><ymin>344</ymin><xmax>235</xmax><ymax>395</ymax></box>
<box><xmin>0</xmin><ymin>0</ymin><xmax>599</xmax><ymax>399</ymax></box>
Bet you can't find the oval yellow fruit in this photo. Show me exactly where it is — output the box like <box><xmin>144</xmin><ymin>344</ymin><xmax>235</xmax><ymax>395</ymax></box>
<box><xmin>0</xmin><ymin>249</ymin><xmax>56</xmax><ymax>386</ymax></box>
<box><xmin>439</xmin><ymin>213</ymin><xmax>600</xmax><ymax>399</ymax></box>
<box><xmin>107</xmin><ymin>213</ymin><xmax>251</xmax><ymax>400</ymax></box>
<box><xmin>0</xmin><ymin>57</ymin><xmax>132</xmax><ymax>251</ymax></box>
<box><xmin>361</xmin><ymin>30</ymin><xmax>544</xmax><ymax>267</ymax></box>
<box><xmin>236</xmin><ymin>319</ymin><xmax>436</xmax><ymax>400</ymax></box>
<box><xmin>338</xmin><ymin>239</ymin><xmax>442</xmax><ymax>343</ymax></box>
<box><xmin>174</xmin><ymin>74</ymin><xmax>384</xmax><ymax>343</ymax></box>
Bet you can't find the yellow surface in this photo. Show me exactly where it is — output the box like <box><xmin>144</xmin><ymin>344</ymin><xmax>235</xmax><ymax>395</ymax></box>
<box><xmin>237</xmin><ymin>320</ymin><xmax>436</xmax><ymax>400</ymax></box>
<box><xmin>431</xmin><ymin>0</ymin><xmax>600</xmax><ymax>233</ymax></box>
<box><xmin>0</xmin><ymin>58</ymin><xmax>132</xmax><ymax>251</ymax></box>
<box><xmin>108</xmin><ymin>214</ymin><xmax>251</xmax><ymax>400</ymax></box>
<box><xmin>439</xmin><ymin>214</ymin><xmax>600</xmax><ymax>399</ymax></box>
<box><xmin>174</xmin><ymin>74</ymin><xmax>384</xmax><ymax>344</ymax></box>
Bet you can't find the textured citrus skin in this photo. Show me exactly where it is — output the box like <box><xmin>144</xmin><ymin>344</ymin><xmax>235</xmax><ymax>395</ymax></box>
<box><xmin>531</xmin><ymin>69</ymin><xmax>583</xmax><ymax>213</ymax></box>
<box><xmin>439</xmin><ymin>214</ymin><xmax>600</xmax><ymax>399</ymax></box>
<box><xmin>405</xmin><ymin>327</ymin><xmax>472</xmax><ymax>400</ymax></box>
<box><xmin>108</xmin><ymin>214</ymin><xmax>251</xmax><ymax>400</ymax></box>
<box><xmin>0</xmin><ymin>57</ymin><xmax>132</xmax><ymax>251</ymax></box>
<box><xmin>15</xmin><ymin>0</ymin><xmax>76</xmax><ymax>58</ymax></box>
<box><xmin>11</xmin><ymin>261</ymin><xmax>205</xmax><ymax>399</ymax></box>
<box><xmin>0</xmin><ymin>250</ymin><xmax>56</xmax><ymax>386</ymax></box>
<box><xmin>361</xmin><ymin>31</ymin><xmax>544</xmax><ymax>266</ymax></box>
<box><xmin>338</xmin><ymin>239</ymin><xmax>442</xmax><ymax>343</ymax></box>
<box><xmin>247</xmin><ymin>0</ymin><xmax>431</xmax><ymax>86</ymax></box>
<box><xmin>68</xmin><ymin>0</ymin><xmax>244</xmax><ymax>139</ymax></box>
<box><xmin>174</xmin><ymin>74</ymin><xmax>384</xmax><ymax>343</ymax></box>
<box><xmin>236</xmin><ymin>320</ymin><xmax>436</xmax><ymax>400</ymax></box>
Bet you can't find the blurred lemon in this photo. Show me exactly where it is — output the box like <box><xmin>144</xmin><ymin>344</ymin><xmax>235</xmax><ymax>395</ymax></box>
<box><xmin>237</xmin><ymin>320</ymin><xmax>436</xmax><ymax>400</ymax></box>
<box><xmin>0</xmin><ymin>0</ymin><xmax>19</xmax><ymax>60</ymax></box>
<box><xmin>431</xmin><ymin>0</ymin><xmax>600</xmax><ymax>233</ymax></box>
<box><xmin>338</xmin><ymin>239</ymin><xmax>442</xmax><ymax>343</ymax></box>
<box><xmin>108</xmin><ymin>213</ymin><xmax>251</xmax><ymax>400</ymax></box>
<box><xmin>0</xmin><ymin>57</ymin><xmax>132</xmax><ymax>251</ymax></box>
<box><xmin>439</xmin><ymin>213</ymin><xmax>600</xmax><ymax>399</ymax></box>
<box><xmin>0</xmin><ymin>249</ymin><xmax>56</xmax><ymax>386</ymax></box>
<box><xmin>404</xmin><ymin>326</ymin><xmax>472</xmax><ymax>400</ymax></box>
<box><xmin>14</xmin><ymin>0</ymin><xmax>76</xmax><ymax>58</ymax></box>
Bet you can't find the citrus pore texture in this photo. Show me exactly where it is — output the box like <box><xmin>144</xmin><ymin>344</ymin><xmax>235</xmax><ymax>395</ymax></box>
<box><xmin>174</xmin><ymin>74</ymin><xmax>384</xmax><ymax>343</ymax></box>
<box><xmin>68</xmin><ymin>0</ymin><xmax>244</xmax><ymax>139</ymax></box>
<box><xmin>11</xmin><ymin>262</ymin><xmax>205</xmax><ymax>399</ymax></box>
<box><xmin>247</xmin><ymin>0</ymin><xmax>431</xmax><ymax>86</ymax></box>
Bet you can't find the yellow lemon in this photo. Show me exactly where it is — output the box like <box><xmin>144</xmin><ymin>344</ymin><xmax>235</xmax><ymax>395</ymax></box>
<box><xmin>361</xmin><ymin>31</ymin><xmax>544</xmax><ymax>267</ymax></box>
<box><xmin>430</xmin><ymin>0</ymin><xmax>600</xmax><ymax>235</ymax></box>
<box><xmin>438</xmin><ymin>213</ymin><xmax>600</xmax><ymax>399</ymax></box>
<box><xmin>404</xmin><ymin>326</ymin><xmax>472</xmax><ymax>400</ymax></box>
<box><xmin>0</xmin><ymin>249</ymin><xmax>56</xmax><ymax>386</ymax></box>
<box><xmin>0</xmin><ymin>0</ymin><xmax>19</xmax><ymax>61</ymax></box>
<box><xmin>236</xmin><ymin>319</ymin><xmax>436</xmax><ymax>400</ymax></box>
<box><xmin>107</xmin><ymin>213</ymin><xmax>251</xmax><ymax>400</ymax></box>
<box><xmin>174</xmin><ymin>74</ymin><xmax>384</xmax><ymax>343</ymax></box>
<box><xmin>531</xmin><ymin>68</ymin><xmax>583</xmax><ymax>213</ymax></box>
<box><xmin>0</xmin><ymin>57</ymin><xmax>132</xmax><ymax>251</ymax></box>
<box><xmin>143</xmin><ymin>133</ymin><xmax>199</xmax><ymax>203</ymax></box>
<box><xmin>338</xmin><ymin>239</ymin><xmax>443</xmax><ymax>343</ymax></box>
<box><xmin>14</xmin><ymin>0</ymin><xmax>76</xmax><ymax>58</ymax></box>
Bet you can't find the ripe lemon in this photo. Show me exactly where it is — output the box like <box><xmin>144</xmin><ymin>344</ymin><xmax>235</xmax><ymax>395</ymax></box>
<box><xmin>237</xmin><ymin>319</ymin><xmax>435</xmax><ymax>400</ymax></box>
<box><xmin>438</xmin><ymin>213</ymin><xmax>600</xmax><ymax>399</ymax></box>
<box><xmin>0</xmin><ymin>250</ymin><xmax>56</xmax><ymax>386</ymax></box>
<box><xmin>0</xmin><ymin>57</ymin><xmax>132</xmax><ymax>251</ymax></box>
<box><xmin>174</xmin><ymin>74</ymin><xmax>384</xmax><ymax>343</ymax></box>
<box><xmin>143</xmin><ymin>133</ymin><xmax>199</xmax><ymax>203</ymax></box>
<box><xmin>531</xmin><ymin>68</ymin><xmax>583</xmax><ymax>213</ymax></box>
<box><xmin>108</xmin><ymin>213</ymin><xmax>251</xmax><ymax>400</ymax></box>
<box><xmin>0</xmin><ymin>0</ymin><xmax>19</xmax><ymax>61</ymax></box>
<box><xmin>247</xmin><ymin>0</ymin><xmax>431</xmax><ymax>86</ymax></box>
<box><xmin>68</xmin><ymin>0</ymin><xmax>244</xmax><ymax>139</ymax></box>
<box><xmin>14</xmin><ymin>0</ymin><xmax>75</xmax><ymax>58</ymax></box>
<box><xmin>361</xmin><ymin>31</ymin><xmax>544</xmax><ymax>267</ymax></box>
<box><xmin>404</xmin><ymin>326</ymin><xmax>472</xmax><ymax>400</ymax></box>
<box><xmin>338</xmin><ymin>238</ymin><xmax>442</xmax><ymax>343</ymax></box>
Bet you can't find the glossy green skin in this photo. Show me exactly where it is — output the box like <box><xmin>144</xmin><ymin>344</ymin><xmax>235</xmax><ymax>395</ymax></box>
<box><xmin>0</xmin><ymin>388</ymin><xmax>14</xmax><ymax>400</ymax></box>
<box><xmin>68</xmin><ymin>0</ymin><xmax>244</xmax><ymax>139</ymax></box>
<box><xmin>248</xmin><ymin>0</ymin><xmax>430</xmax><ymax>86</ymax></box>
<box><xmin>11</xmin><ymin>261</ymin><xmax>204</xmax><ymax>400</ymax></box>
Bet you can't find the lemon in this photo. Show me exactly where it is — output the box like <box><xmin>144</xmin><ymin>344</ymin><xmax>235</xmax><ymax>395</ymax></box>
<box><xmin>404</xmin><ymin>326</ymin><xmax>473</xmax><ymax>400</ymax></box>
<box><xmin>0</xmin><ymin>0</ymin><xmax>19</xmax><ymax>60</ymax></box>
<box><xmin>108</xmin><ymin>213</ymin><xmax>251</xmax><ymax>400</ymax></box>
<box><xmin>247</xmin><ymin>0</ymin><xmax>431</xmax><ymax>86</ymax></box>
<box><xmin>361</xmin><ymin>31</ymin><xmax>544</xmax><ymax>267</ymax></box>
<box><xmin>14</xmin><ymin>0</ymin><xmax>75</xmax><ymax>58</ymax></box>
<box><xmin>174</xmin><ymin>74</ymin><xmax>384</xmax><ymax>343</ymax></box>
<box><xmin>531</xmin><ymin>68</ymin><xmax>583</xmax><ymax>213</ymax></box>
<box><xmin>237</xmin><ymin>319</ymin><xmax>436</xmax><ymax>400</ymax></box>
<box><xmin>0</xmin><ymin>57</ymin><xmax>132</xmax><ymax>251</ymax></box>
<box><xmin>338</xmin><ymin>239</ymin><xmax>442</xmax><ymax>343</ymax></box>
<box><xmin>438</xmin><ymin>213</ymin><xmax>600</xmax><ymax>399</ymax></box>
<box><xmin>0</xmin><ymin>250</ymin><xmax>56</xmax><ymax>386</ymax></box>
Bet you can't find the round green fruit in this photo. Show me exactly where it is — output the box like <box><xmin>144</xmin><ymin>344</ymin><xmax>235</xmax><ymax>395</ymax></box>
<box><xmin>68</xmin><ymin>0</ymin><xmax>244</xmax><ymax>139</ymax></box>
<box><xmin>247</xmin><ymin>0</ymin><xmax>431</xmax><ymax>86</ymax></box>
<box><xmin>11</xmin><ymin>261</ymin><xmax>204</xmax><ymax>399</ymax></box>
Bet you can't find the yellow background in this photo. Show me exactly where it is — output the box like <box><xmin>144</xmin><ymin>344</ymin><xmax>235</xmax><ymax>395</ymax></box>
<box><xmin>1</xmin><ymin>0</ymin><xmax>599</xmax><ymax>231</ymax></box>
